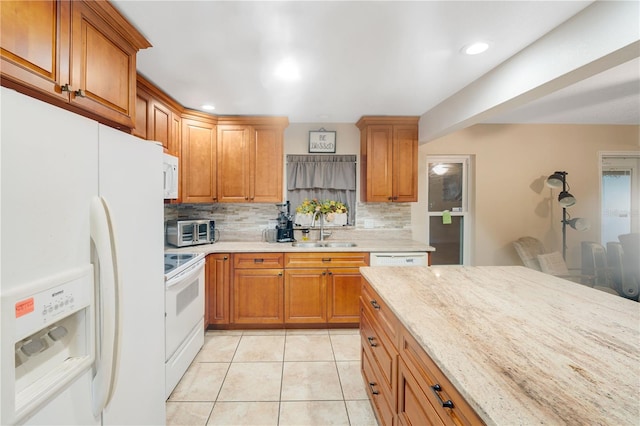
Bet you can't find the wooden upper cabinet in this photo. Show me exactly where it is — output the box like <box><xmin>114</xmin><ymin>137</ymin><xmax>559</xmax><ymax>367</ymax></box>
<box><xmin>133</xmin><ymin>85</ymin><xmax>151</xmax><ymax>139</ymax></box>
<box><xmin>357</xmin><ymin>116</ymin><xmax>419</xmax><ymax>202</ymax></box>
<box><xmin>217</xmin><ymin>117</ymin><xmax>288</xmax><ymax>203</ymax></box>
<box><xmin>217</xmin><ymin>125</ymin><xmax>251</xmax><ymax>203</ymax></box>
<box><xmin>0</xmin><ymin>1</ymin><xmax>70</xmax><ymax>102</ymax></box>
<box><xmin>253</xmin><ymin>126</ymin><xmax>285</xmax><ymax>202</ymax></box>
<box><xmin>181</xmin><ymin>111</ymin><xmax>217</xmax><ymax>203</ymax></box>
<box><xmin>135</xmin><ymin>74</ymin><xmax>183</xmax><ymax>155</ymax></box>
<box><xmin>0</xmin><ymin>0</ymin><xmax>150</xmax><ymax>130</ymax></box>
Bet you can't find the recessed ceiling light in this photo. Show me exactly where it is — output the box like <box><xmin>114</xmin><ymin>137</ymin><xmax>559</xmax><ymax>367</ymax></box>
<box><xmin>201</xmin><ymin>104</ymin><xmax>215</xmax><ymax>111</ymax></box>
<box><xmin>274</xmin><ymin>58</ymin><xmax>300</xmax><ymax>81</ymax></box>
<box><xmin>462</xmin><ymin>42</ymin><xmax>490</xmax><ymax>55</ymax></box>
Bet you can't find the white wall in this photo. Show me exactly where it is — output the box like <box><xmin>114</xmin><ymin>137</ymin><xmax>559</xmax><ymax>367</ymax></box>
<box><xmin>417</xmin><ymin>123</ymin><xmax>640</xmax><ymax>268</ymax></box>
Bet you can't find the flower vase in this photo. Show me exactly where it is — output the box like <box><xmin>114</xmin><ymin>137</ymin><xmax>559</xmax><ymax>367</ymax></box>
<box><xmin>333</xmin><ymin>212</ymin><xmax>348</xmax><ymax>226</ymax></box>
<box><xmin>295</xmin><ymin>213</ymin><xmax>313</xmax><ymax>226</ymax></box>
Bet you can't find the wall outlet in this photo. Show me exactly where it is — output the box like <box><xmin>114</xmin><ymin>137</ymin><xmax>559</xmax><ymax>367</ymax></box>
<box><xmin>364</xmin><ymin>219</ymin><xmax>374</xmax><ymax>229</ymax></box>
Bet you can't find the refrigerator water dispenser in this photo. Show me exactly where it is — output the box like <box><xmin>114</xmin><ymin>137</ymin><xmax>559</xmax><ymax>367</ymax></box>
<box><xmin>1</xmin><ymin>266</ymin><xmax>95</xmax><ymax>424</ymax></box>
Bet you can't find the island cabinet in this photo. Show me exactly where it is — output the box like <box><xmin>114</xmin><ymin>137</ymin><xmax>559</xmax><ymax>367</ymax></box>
<box><xmin>0</xmin><ymin>0</ymin><xmax>150</xmax><ymax>130</ymax></box>
<box><xmin>232</xmin><ymin>253</ymin><xmax>285</xmax><ymax>325</ymax></box>
<box><xmin>181</xmin><ymin>111</ymin><xmax>218</xmax><ymax>203</ymax></box>
<box><xmin>361</xmin><ymin>278</ymin><xmax>483</xmax><ymax>426</ymax></box>
<box><xmin>356</xmin><ymin>116</ymin><xmax>419</xmax><ymax>202</ymax></box>
<box><xmin>284</xmin><ymin>252</ymin><xmax>369</xmax><ymax>325</ymax></box>
<box><xmin>217</xmin><ymin>117</ymin><xmax>289</xmax><ymax>203</ymax></box>
<box><xmin>205</xmin><ymin>254</ymin><xmax>231</xmax><ymax>326</ymax></box>
<box><xmin>360</xmin><ymin>279</ymin><xmax>400</xmax><ymax>426</ymax></box>
<box><xmin>134</xmin><ymin>74</ymin><xmax>183</xmax><ymax>156</ymax></box>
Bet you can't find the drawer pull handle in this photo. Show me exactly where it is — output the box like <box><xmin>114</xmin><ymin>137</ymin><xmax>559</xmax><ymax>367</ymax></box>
<box><xmin>368</xmin><ymin>382</ymin><xmax>380</xmax><ymax>395</ymax></box>
<box><xmin>431</xmin><ymin>384</ymin><xmax>455</xmax><ymax>409</ymax></box>
<box><xmin>367</xmin><ymin>336</ymin><xmax>377</xmax><ymax>347</ymax></box>
<box><xmin>370</xmin><ymin>300</ymin><xmax>381</xmax><ymax>310</ymax></box>
<box><xmin>322</xmin><ymin>258</ymin><xmax>331</xmax><ymax>262</ymax></box>
<box><xmin>254</xmin><ymin>258</ymin><xmax>264</xmax><ymax>263</ymax></box>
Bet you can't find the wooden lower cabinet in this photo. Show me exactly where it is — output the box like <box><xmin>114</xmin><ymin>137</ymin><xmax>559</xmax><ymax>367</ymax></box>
<box><xmin>362</xmin><ymin>345</ymin><xmax>395</xmax><ymax>426</ymax></box>
<box><xmin>233</xmin><ymin>269</ymin><xmax>284</xmax><ymax>324</ymax></box>
<box><xmin>284</xmin><ymin>252</ymin><xmax>369</xmax><ymax>326</ymax></box>
<box><xmin>232</xmin><ymin>253</ymin><xmax>284</xmax><ymax>325</ymax></box>
<box><xmin>205</xmin><ymin>251</ymin><xmax>367</xmax><ymax>328</ymax></box>
<box><xmin>327</xmin><ymin>267</ymin><xmax>362</xmax><ymax>323</ymax></box>
<box><xmin>361</xmin><ymin>278</ymin><xmax>484</xmax><ymax>426</ymax></box>
<box><xmin>284</xmin><ymin>268</ymin><xmax>327</xmax><ymax>323</ymax></box>
<box><xmin>205</xmin><ymin>254</ymin><xmax>230</xmax><ymax>326</ymax></box>
<box><xmin>398</xmin><ymin>358</ymin><xmax>445</xmax><ymax>426</ymax></box>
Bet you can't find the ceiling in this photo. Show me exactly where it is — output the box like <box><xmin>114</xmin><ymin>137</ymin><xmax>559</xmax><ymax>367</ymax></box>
<box><xmin>112</xmin><ymin>1</ymin><xmax>639</xmax><ymax>136</ymax></box>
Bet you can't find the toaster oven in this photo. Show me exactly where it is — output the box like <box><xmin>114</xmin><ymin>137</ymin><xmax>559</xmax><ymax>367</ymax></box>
<box><xmin>166</xmin><ymin>219</ymin><xmax>217</xmax><ymax>247</ymax></box>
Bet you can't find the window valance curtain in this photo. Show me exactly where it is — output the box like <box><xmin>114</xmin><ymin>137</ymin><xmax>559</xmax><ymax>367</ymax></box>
<box><xmin>287</xmin><ymin>155</ymin><xmax>356</xmax><ymax>225</ymax></box>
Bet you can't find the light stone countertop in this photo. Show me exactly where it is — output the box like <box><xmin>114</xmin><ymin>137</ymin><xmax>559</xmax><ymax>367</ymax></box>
<box><xmin>359</xmin><ymin>265</ymin><xmax>640</xmax><ymax>426</ymax></box>
<box><xmin>165</xmin><ymin>239</ymin><xmax>434</xmax><ymax>254</ymax></box>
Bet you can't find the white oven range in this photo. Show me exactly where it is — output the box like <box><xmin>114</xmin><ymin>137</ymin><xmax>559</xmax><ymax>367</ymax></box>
<box><xmin>164</xmin><ymin>252</ymin><xmax>205</xmax><ymax>398</ymax></box>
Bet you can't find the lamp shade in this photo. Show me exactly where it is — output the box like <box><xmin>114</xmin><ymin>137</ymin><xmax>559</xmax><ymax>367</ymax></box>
<box><xmin>567</xmin><ymin>217</ymin><xmax>590</xmax><ymax>231</ymax></box>
<box><xmin>545</xmin><ymin>172</ymin><xmax>565</xmax><ymax>189</ymax></box>
<box><xmin>558</xmin><ymin>191</ymin><xmax>576</xmax><ymax>207</ymax></box>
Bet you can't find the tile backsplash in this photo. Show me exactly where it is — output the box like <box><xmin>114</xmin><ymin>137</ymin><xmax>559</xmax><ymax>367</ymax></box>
<box><xmin>164</xmin><ymin>202</ymin><xmax>412</xmax><ymax>242</ymax></box>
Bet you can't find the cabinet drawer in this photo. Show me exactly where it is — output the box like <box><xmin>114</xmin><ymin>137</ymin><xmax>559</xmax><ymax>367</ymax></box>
<box><xmin>361</xmin><ymin>278</ymin><xmax>400</xmax><ymax>347</ymax></box>
<box><xmin>362</xmin><ymin>345</ymin><xmax>395</xmax><ymax>426</ymax></box>
<box><xmin>285</xmin><ymin>252</ymin><xmax>369</xmax><ymax>268</ymax></box>
<box><xmin>360</xmin><ymin>306</ymin><xmax>396</xmax><ymax>395</ymax></box>
<box><xmin>398</xmin><ymin>358</ymin><xmax>445</xmax><ymax>426</ymax></box>
<box><xmin>233</xmin><ymin>252</ymin><xmax>284</xmax><ymax>269</ymax></box>
<box><xmin>400</xmin><ymin>329</ymin><xmax>484</xmax><ymax>426</ymax></box>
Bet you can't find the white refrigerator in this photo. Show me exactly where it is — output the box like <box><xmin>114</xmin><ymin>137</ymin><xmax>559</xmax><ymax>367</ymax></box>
<box><xmin>0</xmin><ymin>87</ymin><xmax>166</xmax><ymax>425</ymax></box>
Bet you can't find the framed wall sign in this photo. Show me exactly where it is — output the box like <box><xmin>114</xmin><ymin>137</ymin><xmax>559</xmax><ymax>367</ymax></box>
<box><xmin>309</xmin><ymin>129</ymin><xmax>336</xmax><ymax>153</ymax></box>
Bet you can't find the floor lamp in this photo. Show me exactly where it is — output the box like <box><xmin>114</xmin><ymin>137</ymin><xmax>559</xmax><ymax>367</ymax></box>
<box><xmin>545</xmin><ymin>171</ymin><xmax>590</xmax><ymax>259</ymax></box>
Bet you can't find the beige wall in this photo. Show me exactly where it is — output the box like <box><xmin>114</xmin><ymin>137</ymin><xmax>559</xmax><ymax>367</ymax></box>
<box><xmin>417</xmin><ymin>123</ymin><xmax>640</xmax><ymax>268</ymax></box>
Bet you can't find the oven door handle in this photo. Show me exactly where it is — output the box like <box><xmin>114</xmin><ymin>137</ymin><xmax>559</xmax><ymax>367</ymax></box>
<box><xmin>166</xmin><ymin>259</ymin><xmax>205</xmax><ymax>289</ymax></box>
<box><xmin>90</xmin><ymin>196</ymin><xmax>120</xmax><ymax>417</ymax></box>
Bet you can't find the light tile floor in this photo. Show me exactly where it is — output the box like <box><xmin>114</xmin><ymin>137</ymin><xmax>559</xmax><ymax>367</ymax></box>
<box><xmin>166</xmin><ymin>328</ymin><xmax>378</xmax><ymax>426</ymax></box>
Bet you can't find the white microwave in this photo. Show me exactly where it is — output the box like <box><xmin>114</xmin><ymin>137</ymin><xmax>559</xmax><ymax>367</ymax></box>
<box><xmin>163</xmin><ymin>153</ymin><xmax>179</xmax><ymax>199</ymax></box>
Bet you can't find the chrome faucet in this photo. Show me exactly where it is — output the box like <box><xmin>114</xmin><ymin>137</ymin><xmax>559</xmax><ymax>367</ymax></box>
<box><xmin>312</xmin><ymin>211</ymin><xmax>326</xmax><ymax>241</ymax></box>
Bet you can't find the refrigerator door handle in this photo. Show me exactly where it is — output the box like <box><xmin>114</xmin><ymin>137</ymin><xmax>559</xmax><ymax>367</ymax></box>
<box><xmin>90</xmin><ymin>196</ymin><xmax>121</xmax><ymax>417</ymax></box>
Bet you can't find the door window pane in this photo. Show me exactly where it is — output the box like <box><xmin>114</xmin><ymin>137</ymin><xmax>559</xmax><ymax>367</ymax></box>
<box><xmin>602</xmin><ymin>170</ymin><xmax>631</xmax><ymax>242</ymax></box>
<box><xmin>429</xmin><ymin>216</ymin><xmax>463</xmax><ymax>265</ymax></box>
<box><xmin>428</xmin><ymin>162</ymin><xmax>463</xmax><ymax>212</ymax></box>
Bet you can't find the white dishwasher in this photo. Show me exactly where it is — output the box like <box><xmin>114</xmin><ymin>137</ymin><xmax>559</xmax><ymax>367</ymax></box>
<box><xmin>370</xmin><ymin>252</ymin><xmax>428</xmax><ymax>266</ymax></box>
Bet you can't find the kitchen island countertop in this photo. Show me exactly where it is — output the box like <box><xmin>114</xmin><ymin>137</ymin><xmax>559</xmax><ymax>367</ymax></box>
<box><xmin>359</xmin><ymin>265</ymin><xmax>640</xmax><ymax>425</ymax></box>
<box><xmin>165</xmin><ymin>239</ymin><xmax>434</xmax><ymax>254</ymax></box>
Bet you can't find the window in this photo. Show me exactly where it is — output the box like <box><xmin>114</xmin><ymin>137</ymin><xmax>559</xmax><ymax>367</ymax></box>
<box><xmin>601</xmin><ymin>153</ymin><xmax>640</xmax><ymax>243</ymax></box>
<box><xmin>286</xmin><ymin>155</ymin><xmax>357</xmax><ymax>225</ymax></box>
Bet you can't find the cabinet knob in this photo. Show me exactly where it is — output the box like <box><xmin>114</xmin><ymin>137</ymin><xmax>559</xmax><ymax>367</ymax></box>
<box><xmin>223</xmin><ymin>256</ymin><xmax>228</xmax><ymax>260</ymax></box>
<box><xmin>431</xmin><ymin>384</ymin><xmax>455</xmax><ymax>409</ymax></box>
<box><xmin>74</xmin><ymin>89</ymin><xmax>86</xmax><ymax>98</ymax></box>
<box><xmin>367</xmin><ymin>336</ymin><xmax>377</xmax><ymax>347</ymax></box>
<box><xmin>60</xmin><ymin>84</ymin><xmax>73</xmax><ymax>93</ymax></box>
<box><xmin>368</xmin><ymin>382</ymin><xmax>380</xmax><ymax>395</ymax></box>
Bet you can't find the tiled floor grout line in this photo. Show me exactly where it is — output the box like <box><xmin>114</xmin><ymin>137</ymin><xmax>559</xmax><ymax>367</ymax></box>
<box><xmin>168</xmin><ymin>329</ymin><xmax>373</xmax><ymax>425</ymax></box>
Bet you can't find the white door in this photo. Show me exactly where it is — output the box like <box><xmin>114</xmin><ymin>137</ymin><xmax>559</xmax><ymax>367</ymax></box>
<box><xmin>97</xmin><ymin>126</ymin><xmax>166</xmax><ymax>425</ymax></box>
<box><xmin>1</xmin><ymin>87</ymin><xmax>99</xmax><ymax>425</ymax></box>
<box><xmin>426</xmin><ymin>156</ymin><xmax>472</xmax><ymax>265</ymax></box>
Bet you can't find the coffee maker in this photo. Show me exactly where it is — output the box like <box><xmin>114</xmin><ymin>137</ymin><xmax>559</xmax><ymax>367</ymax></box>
<box><xmin>275</xmin><ymin>201</ymin><xmax>295</xmax><ymax>242</ymax></box>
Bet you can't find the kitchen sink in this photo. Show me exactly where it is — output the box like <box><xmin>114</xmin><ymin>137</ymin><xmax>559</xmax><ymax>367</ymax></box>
<box><xmin>291</xmin><ymin>242</ymin><xmax>324</xmax><ymax>248</ymax></box>
<box><xmin>291</xmin><ymin>241</ymin><xmax>357</xmax><ymax>248</ymax></box>
<box><xmin>324</xmin><ymin>242</ymin><xmax>357</xmax><ymax>247</ymax></box>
